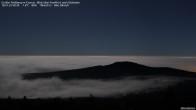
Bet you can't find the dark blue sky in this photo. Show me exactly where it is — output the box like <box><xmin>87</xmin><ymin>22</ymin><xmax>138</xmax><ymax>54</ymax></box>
<box><xmin>0</xmin><ymin>0</ymin><xmax>196</xmax><ymax>55</ymax></box>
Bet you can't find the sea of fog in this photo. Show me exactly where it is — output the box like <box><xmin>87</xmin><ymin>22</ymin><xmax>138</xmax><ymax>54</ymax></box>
<box><xmin>0</xmin><ymin>56</ymin><xmax>196</xmax><ymax>98</ymax></box>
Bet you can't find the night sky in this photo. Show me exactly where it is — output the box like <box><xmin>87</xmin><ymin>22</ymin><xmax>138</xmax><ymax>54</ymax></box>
<box><xmin>0</xmin><ymin>0</ymin><xmax>196</xmax><ymax>55</ymax></box>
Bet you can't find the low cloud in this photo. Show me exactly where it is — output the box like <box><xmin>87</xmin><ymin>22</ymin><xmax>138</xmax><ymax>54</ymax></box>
<box><xmin>0</xmin><ymin>56</ymin><xmax>194</xmax><ymax>98</ymax></box>
<box><xmin>0</xmin><ymin>74</ymin><xmax>180</xmax><ymax>98</ymax></box>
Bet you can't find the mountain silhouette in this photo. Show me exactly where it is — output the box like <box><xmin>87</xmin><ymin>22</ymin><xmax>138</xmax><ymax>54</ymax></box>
<box><xmin>22</xmin><ymin>61</ymin><xmax>196</xmax><ymax>80</ymax></box>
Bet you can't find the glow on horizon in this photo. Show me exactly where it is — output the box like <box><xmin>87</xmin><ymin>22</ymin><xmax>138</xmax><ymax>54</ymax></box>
<box><xmin>0</xmin><ymin>56</ymin><xmax>196</xmax><ymax>72</ymax></box>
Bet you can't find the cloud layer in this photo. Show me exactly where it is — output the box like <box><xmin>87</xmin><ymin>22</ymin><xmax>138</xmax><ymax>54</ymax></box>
<box><xmin>0</xmin><ymin>56</ymin><xmax>195</xmax><ymax>98</ymax></box>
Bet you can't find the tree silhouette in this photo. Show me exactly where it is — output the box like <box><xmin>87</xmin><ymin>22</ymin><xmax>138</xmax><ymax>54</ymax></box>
<box><xmin>88</xmin><ymin>93</ymin><xmax>96</xmax><ymax>110</ymax></box>
<box><xmin>68</xmin><ymin>97</ymin><xmax>76</xmax><ymax>110</ymax></box>
<box><xmin>8</xmin><ymin>96</ymin><xmax>11</xmax><ymax>100</ymax></box>
<box><xmin>23</xmin><ymin>96</ymin><xmax>27</xmax><ymax>100</ymax></box>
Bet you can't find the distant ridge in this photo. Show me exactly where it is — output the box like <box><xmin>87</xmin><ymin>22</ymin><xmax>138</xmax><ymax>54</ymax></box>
<box><xmin>22</xmin><ymin>61</ymin><xmax>196</xmax><ymax>80</ymax></box>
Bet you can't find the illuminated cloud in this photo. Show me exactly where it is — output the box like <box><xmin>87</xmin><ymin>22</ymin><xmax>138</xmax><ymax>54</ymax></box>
<box><xmin>0</xmin><ymin>56</ymin><xmax>195</xmax><ymax>98</ymax></box>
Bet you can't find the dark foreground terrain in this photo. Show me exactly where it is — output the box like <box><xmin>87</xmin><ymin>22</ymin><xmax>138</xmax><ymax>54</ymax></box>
<box><xmin>1</xmin><ymin>80</ymin><xmax>196</xmax><ymax>110</ymax></box>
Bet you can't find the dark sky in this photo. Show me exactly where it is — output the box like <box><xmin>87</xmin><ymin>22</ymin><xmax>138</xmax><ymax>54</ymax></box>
<box><xmin>0</xmin><ymin>0</ymin><xmax>196</xmax><ymax>55</ymax></box>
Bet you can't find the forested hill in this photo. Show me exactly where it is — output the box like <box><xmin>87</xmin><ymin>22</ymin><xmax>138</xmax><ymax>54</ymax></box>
<box><xmin>22</xmin><ymin>62</ymin><xmax>196</xmax><ymax>80</ymax></box>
